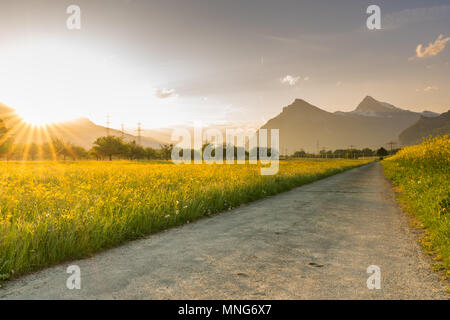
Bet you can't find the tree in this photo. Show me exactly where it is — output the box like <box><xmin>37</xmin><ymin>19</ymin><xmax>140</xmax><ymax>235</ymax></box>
<box><xmin>333</xmin><ymin>149</ymin><xmax>346</xmax><ymax>158</ymax></box>
<box><xmin>71</xmin><ymin>145</ymin><xmax>88</xmax><ymax>160</ymax></box>
<box><xmin>144</xmin><ymin>147</ymin><xmax>158</xmax><ymax>160</ymax></box>
<box><xmin>41</xmin><ymin>142</ymin><xmax>56</xmax><ymax>160</ymax></box>
<box><xmin>346</xmin><ymin>148</ymin><xmax>361</xmax><ymax>159</ymax></box>
<box><xmin>52</xmin><ymin>138</ymin><xmax>72</xmax><ymax>160</ymax></box>
<box><xmin>28</xmin><ymin>143</ymin><xmax>39</xmax><ymax>161</ymax></box>
<box><xmin>126</xmin><ymin>140</ymin><xmax>146</xmax><ymax>160</ymax></box>
<box><xmin>89</xmin><ymin>147</ymin><xmax>102</xmax><ymax>160</ymax></box>
<box><xmin>93</xmin><ymin>136</ymin><xmax>127</xmax><ymax>161</ymax></box>
<box><xmin>293</xmin><ymin>150</ymin><xmax>306</xmax><ymax>158</ymax></box>
<box><xmin>362</xmin><ymin>148</ymin><xmax>374</xmax><ymax>157</ymax></box>
<box><xmin>160</xmin><ymin>143</ymin><xmax>174</xmax><ymax>160</ymax></box>
<box><xmin>376</xmin><ymin>147</ymin><xmax>389</xmax><ymax>157</ymax></box>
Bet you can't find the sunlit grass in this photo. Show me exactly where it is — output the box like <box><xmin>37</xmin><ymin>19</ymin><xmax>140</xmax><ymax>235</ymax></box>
<box><xmin>382</xmin><ymin>135</ymin><xmax>449</xmax><ymax>278</ymax></box>
<box><xmin>0</xmin><ymin>159</ymin><xmax>370</xmax><ymax>280</ymax></box>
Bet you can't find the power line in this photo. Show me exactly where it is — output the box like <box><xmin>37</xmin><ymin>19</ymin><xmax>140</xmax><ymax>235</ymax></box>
<box><xmin>136</xmin><ymin>121</ymin><xmax>142</xmax><ymax>145</ymax></box>
<box><xmin>387</xmin><ymin>141</ymin><xmax>396</xmax><ymax>154</ymax></box>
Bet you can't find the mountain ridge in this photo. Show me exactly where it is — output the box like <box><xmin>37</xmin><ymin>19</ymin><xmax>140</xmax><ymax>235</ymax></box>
<box><xmin>261</xmin><ymin>96</ymin><xmax>442</xmax><ymax>153</ymax></box>
<box><xmin>399</xmin><ymin>111</ymin><xmax>450</xmax><ymax>145</ymax></box>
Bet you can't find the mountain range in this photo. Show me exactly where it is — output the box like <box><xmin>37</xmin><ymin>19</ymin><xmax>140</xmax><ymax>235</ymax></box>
<box><xmin>260</xmin><ymin>96</ymin><xmax>445</xmax><ymax>153</ymax></box>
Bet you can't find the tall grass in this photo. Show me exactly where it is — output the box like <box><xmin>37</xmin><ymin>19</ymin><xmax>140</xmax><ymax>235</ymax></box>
<box><xmin>0</xmin><ymin>159</ymin><xmax>369</xmax><ymax>280</ymax></box>
<box><xmin>382</xmin><ymin>135</ymin><xmax>449</xmax><ymax>277</ymax></box>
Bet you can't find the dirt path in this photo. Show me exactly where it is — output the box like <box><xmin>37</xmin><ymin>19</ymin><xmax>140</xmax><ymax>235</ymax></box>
<box><xmin>0</xmin><ymin>162</ymin><xmax>447</xmax><ymax>299</ymax></box>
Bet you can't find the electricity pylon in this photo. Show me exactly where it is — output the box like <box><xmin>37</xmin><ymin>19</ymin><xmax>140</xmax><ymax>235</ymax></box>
<box><xmin>387</xmin><ymin>141</ymin><xmax>396</xmax><ymax>154</ymax></box>
<box><xmin>106</xmin><ymin>114</ymin><xmax>111</xmax><ymax>136</ymax></box>
<box><xmin>136</xmin><ymin>121</ymin><xmax>142</xmax><ymax>145</ymax></box>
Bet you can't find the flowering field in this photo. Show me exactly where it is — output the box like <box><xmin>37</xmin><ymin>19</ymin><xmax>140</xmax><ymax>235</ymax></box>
<box><xmin>382</xmin><ymin>135</ymin><xmax>450</xmax><ymax>276</ymax></box>
<box><xmin>0</xmin><ymin>159</ymin><xmax>369</xmax><ymax>280</ymax></box>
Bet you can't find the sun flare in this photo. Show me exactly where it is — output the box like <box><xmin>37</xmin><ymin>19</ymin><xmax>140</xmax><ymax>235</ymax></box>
<box><xmin>16</xmin><ymin>109</ymin><xmax>59</xmax><ymax>127</ymax></box>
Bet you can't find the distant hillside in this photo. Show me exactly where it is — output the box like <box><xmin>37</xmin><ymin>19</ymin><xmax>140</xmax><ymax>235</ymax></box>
<box><xmin>0</xmin><ymin>103</ymin><xmax>18</xmax><ymax>122</ymax></box>
<box><xmin>260</xmin><ymin>96</ymin><xmax>437</xmax><ymax>153</ymax></box>
<box><xmin>0</xmin><ymin>103</ymin><xmax>161</xmax><ymax>149</ymax></box>
<box><xmin>399</xmin><ymin>111</ymin><xmax>450</xmax><ymax>146</ymax></box>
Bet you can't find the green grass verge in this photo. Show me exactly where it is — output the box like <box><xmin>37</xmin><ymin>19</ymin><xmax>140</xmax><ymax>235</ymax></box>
<box><xmin>381</xmin><ymin>137</ymin><xmax>449</xmax><ymax>283</ymax></box>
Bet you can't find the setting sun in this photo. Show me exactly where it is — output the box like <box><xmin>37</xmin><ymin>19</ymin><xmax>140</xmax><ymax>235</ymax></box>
<box><xmin>0</xmin><ymin>40</ymin><xmax>126</xmax><ymax>127</ymax></box>
<box><xmin>16</xmin><ymin>109</ymin><xmax>59</xmax><ymax>126</ymax></box>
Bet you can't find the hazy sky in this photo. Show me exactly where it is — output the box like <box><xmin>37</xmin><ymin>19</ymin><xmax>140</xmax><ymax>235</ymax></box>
<box><xmin>1</xmin><ymin>0</ymin><xmax>449</xmax><ymax>129</ymax></box>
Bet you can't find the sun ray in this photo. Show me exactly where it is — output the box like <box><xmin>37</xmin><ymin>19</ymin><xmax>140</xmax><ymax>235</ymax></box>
<box><xmin>21</xmin><ymin>124</ymin><xmax>37</xmax><ymax>161</ymax></box>
<box><xmin>51</xmin><ymin>122</ymin><xmax>86</xmax><ymax>147</ymax></box>
<box><xmin>36</xmin><ymin>126</ymin><xmax>45</xmax><ymax>160</ymax></box>
<box><xmin>46</xmin><ymin>124</ymin><xmax>85</xmax><ymax>160</ymax></box>
<box><xmin>0</xmin><ymin>117</ymin><xmax>23</xmax><ymax>146</ymax></box>
<box><xmin>3</xmin><ymin>121</ymin><xmax>29</xmax><ymax>159</ymax></box>
<box><xmin>40</xmin><ymin>125</ymin><xmax>58</xmax><ymax>161</ymax></box>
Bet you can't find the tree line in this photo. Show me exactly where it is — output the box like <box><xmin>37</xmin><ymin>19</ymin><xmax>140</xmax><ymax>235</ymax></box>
<box><xmin>0</xmin><ymin>120</ymin><xmax>167</xmax><ymax>161</ymax></box>
<box><xmin>291</xmin><ymin>146</ymin><xmax>396</xmax><ymax>159</ymax></box>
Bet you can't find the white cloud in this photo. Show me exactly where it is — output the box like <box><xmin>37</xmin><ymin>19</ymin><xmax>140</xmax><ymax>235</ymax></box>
<box><xmin>423</xmin><ymin>86</ymin><xmax>438</xmax><ymax>92</ymax></box>
<box><xmin>413</xmin><ymin>34</ymin><xmax>450</xmax><ymax>59</ymax></box>
<box><xmin>280</xmin><ymin>75</ymin><xmax>300</xmax><ymax>86</ymax></box>
<box><xmin>154</xmin><ymin>88</ymin><xmax>178</xmax><ymax>99</ymax></box>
